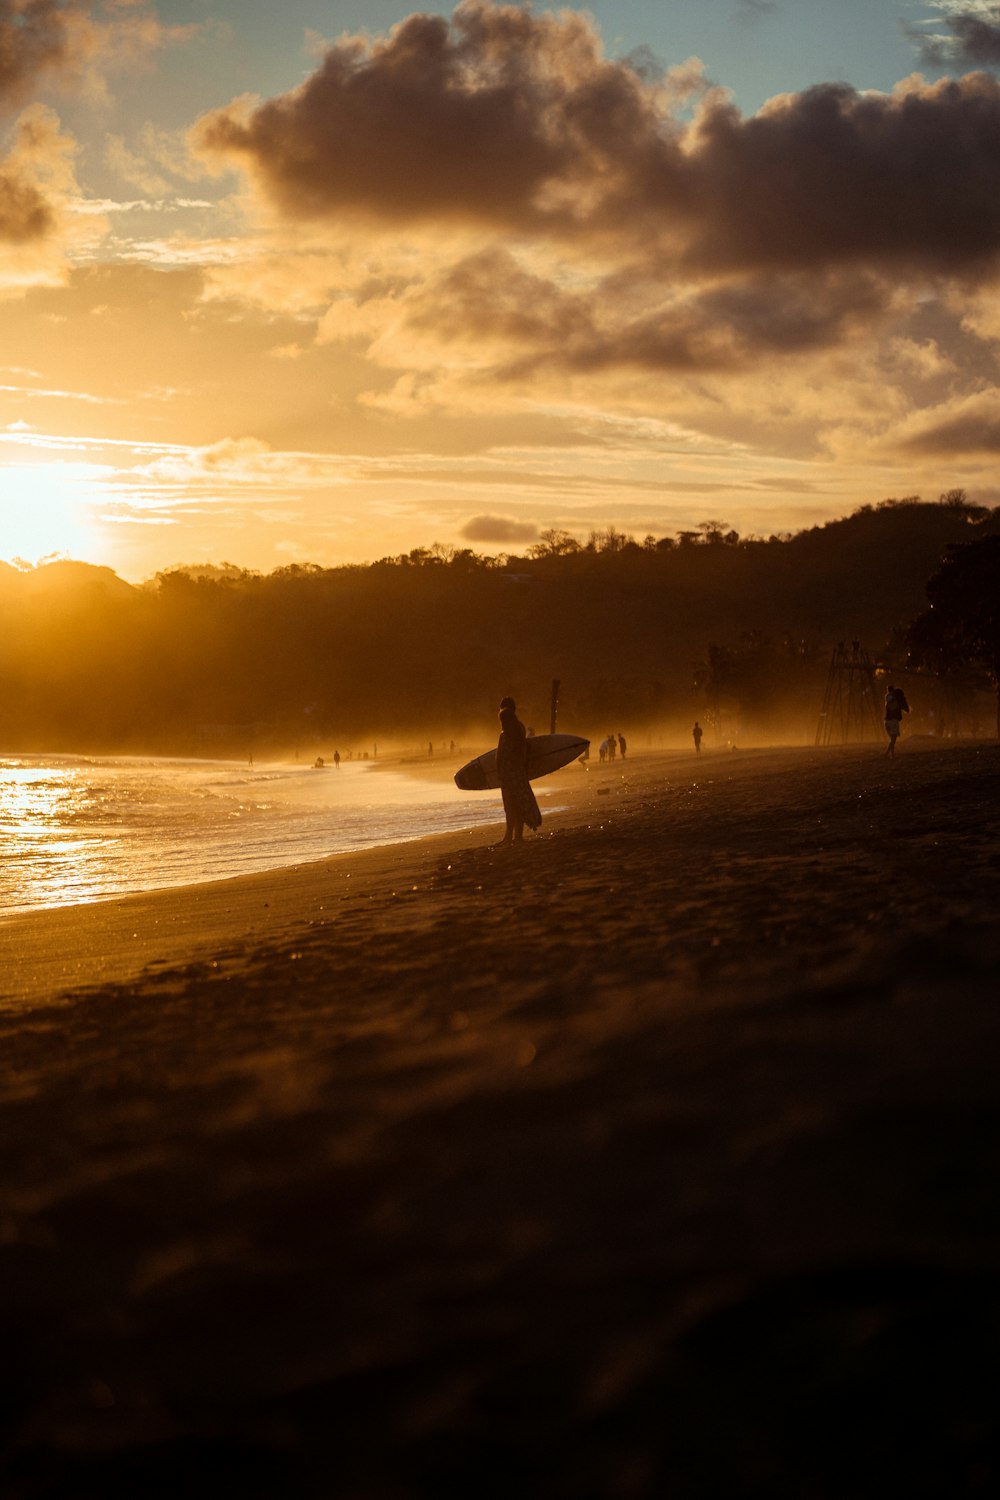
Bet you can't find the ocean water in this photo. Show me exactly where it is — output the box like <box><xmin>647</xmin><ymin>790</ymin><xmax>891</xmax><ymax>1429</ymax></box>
<box><xmin>0</xmin><ymin>753</ymin><xmax>508</xmax><ymax>916</ymax></box>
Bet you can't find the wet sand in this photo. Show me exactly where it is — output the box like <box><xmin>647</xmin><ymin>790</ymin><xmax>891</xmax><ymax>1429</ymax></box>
<box><xmin>2</xmin><ymin>741</ymin><xmax>1000</xmax><ymax>1497</ymax></box>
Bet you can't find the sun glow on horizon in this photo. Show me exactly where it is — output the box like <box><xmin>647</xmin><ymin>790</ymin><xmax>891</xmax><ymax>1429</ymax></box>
<box><xmin>1</xmin><ymin>3</ymin><xmax>997</xmax><ymax>580</ymax></box>
<box><xmin>0</xmin><ymin>464</ymin><xmax>102</xmax><ymax>567</ymax></box>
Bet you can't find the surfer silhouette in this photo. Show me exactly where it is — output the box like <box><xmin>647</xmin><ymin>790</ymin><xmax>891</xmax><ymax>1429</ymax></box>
<box><xmin>884</xmin><ymin>684</ymin><xmax>909</xmax><ymax>758</ymax></box>
<box><xmin>496</xmin><ymin>695</ymin><xmax>541</xmax><ymax>845</ymax></box>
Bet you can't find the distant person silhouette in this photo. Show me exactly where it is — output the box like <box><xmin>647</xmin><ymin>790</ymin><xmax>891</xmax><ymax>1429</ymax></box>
<box><xmin>618</xmin><ymin>733</ymin><xmax>627</xmax><ymax>759</ymax></box>
<box><xmin>496</xmin><ymin>695</ymin><xmax>541</xmax><ymax>845</ymax></box>
<box><xmin>598</xmin><ymin>738</ymin><xmax>608</xmax><ymax>763</ymax></box>
<box><xmin>693</xmin><ymin>721</ymin><xmax>703</xmax><ymax>753</ymax></box>
<box><xmin>333</xmin><ymin>750</ymin><xmax>341</xmax><ymax>769</ymax></box>
<box><xmin>884</xmin><ymin>684</ymin><xmax>910</xmax><ymax>757</ymax></box>
<box><xmin>607</xmin><ymin>733</ymin><xmax>616</xmax><ymax>762</ymax></box>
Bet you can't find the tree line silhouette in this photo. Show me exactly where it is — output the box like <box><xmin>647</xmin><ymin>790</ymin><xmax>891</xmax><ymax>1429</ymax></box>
<box><xmin>1</xmin><ymin>496</ymin><xmax>998</xmax><ymax>754</ymax></box>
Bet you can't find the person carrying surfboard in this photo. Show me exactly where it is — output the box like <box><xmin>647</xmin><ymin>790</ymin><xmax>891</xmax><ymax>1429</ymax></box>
<box><xmin>496</xmin><ymin>695</ymin><xmax>542</xmax><ymax>844</ymax></box>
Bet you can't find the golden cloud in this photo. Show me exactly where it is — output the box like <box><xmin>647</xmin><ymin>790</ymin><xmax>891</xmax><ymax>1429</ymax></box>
<box><xmin>0</xmin><ymin>103</ymin><xmax>104</xmax><ymax>287</ymax></box>
<box><xmin>195</xmin><ymin>3</ymin><xmax>1000</xmax><ymax>283</ymax></box>
<box><xmin>888</xmin><ymin>387</ymin><xmax>1000</xmax><ymax>456</ymax></box>
<box><xmin>460</xmin><ymin>513</ymin><xmax>539</xmax><ymax>543</ymax></box>
<box><xmin>0</xmin><ymin>4</ymin><xmax>194</xmax><ymax>289</ymax></box>
<box><xmin>180</xmin><ymin>0</ymin><xmax>1000</xmax><ymax>464</ymax></box>
<box><xmin>1</xmin><ymin>2</ymin><xmax>192</xmax><ymax>113</ymax></box>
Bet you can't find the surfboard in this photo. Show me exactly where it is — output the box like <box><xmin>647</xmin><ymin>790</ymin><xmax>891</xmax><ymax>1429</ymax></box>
<box><xmin>454</xmin><ymin>733</ymin><xmax>589</xmax><ymax>791</ymax></box>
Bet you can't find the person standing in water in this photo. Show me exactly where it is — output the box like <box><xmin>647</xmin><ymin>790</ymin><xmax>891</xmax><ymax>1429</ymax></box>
<box><xmin>496</xmin><ymin>695</ymin><xmax>541</xmax><ymax>845</ymax></box>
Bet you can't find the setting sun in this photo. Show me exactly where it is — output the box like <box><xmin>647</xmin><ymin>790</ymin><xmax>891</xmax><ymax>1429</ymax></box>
<box><xmin>2</xmin><ymin>1</ymin><xmax>999</xmax><ymax>580</ymax></box>
<box><xmin>0</xmin><ymin>463</ymin><xmax>97</xmax><ymax>565</ymax></box>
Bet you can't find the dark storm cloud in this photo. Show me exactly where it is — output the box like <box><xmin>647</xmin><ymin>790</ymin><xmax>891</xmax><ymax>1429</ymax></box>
<box><xmin>460</xmin><ymin>514</ymin><xmax>539</xmax><ymax>543</ymax></box>
<box><xmin>196</xmin><ymin>2</ymin><xmax>1000</xmax><ymax>284</ymax></box>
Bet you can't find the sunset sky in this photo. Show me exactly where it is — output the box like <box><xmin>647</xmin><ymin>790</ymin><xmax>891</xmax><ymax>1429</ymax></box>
<box><xmin>3</xmin><ymin>0</ymin><xmax>1000</xmax><ymax>578</ymax></box>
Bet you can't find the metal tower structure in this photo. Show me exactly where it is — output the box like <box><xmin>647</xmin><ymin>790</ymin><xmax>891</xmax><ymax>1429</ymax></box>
<box><xmin>815</xmin><ymin>640</ymin><xmax>883</xmax><ymax>745</ymax></box>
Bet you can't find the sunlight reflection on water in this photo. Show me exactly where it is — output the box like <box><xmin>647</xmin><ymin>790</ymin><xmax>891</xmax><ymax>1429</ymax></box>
<box><xmin>0</xmin><ymin>754</ymin><xmax>507</xmax><ymax>915</ymax></box>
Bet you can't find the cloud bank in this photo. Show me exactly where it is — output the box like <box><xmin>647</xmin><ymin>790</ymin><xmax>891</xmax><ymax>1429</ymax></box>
<box><xmin>7</xmin><ymin>1</ymin><xmax>1000</xmax><ymax>571</ymax></box>
<box><xmin>1</xmin><ymin>2</ymin><xmax>189</xmax><ymax>281</ymax></box>
<box><xmin>190</xmin><ymin>0</ymin><xmax>1000</xmax><ymax>404</ymax></box>
<box><xmin>197</xmin><ymin>1</ymin><xmax>1000</xmax><ymax>281</ymax></box>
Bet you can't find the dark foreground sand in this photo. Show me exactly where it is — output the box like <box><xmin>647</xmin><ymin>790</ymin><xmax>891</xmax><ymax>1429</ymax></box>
<box><xmin>2</xmin><ymin>741</ymin><xmax>1000</xmax><ymax>1498</ymax></box>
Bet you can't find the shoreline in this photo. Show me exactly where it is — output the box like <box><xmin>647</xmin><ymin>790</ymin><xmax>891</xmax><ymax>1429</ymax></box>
<box><xmin>0</xmin><ymin>753</ymin><xmax>597</xmax><ymax>1008</ymax></box>
<box><xmin>2</xmin><ymin>737</ymin><xmax>1000</xmax><ymax>1494</ymax></box>
<box><xmin>3</xmin><ymin>737</ymin><xmax>993</xmax><ymax>1009</ymax></box>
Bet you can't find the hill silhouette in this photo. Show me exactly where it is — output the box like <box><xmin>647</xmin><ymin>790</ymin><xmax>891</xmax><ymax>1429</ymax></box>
<box><xmin>1</xmin><ymin>499</ymin><xmax>997</xmax><ymax>754</ymax></box>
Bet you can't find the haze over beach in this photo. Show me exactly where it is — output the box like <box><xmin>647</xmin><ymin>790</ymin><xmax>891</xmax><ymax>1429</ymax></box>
<box><xmin>4</xmin><ymin>4</ymin><xmax>1000</xmax><ymax>1497</ymax></box>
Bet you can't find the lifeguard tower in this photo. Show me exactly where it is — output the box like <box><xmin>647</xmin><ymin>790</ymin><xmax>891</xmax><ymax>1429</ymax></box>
<box><xmin>815</xmin><ymin>640</ymin><xmax>882</xmax><ymax>745</ymax></box>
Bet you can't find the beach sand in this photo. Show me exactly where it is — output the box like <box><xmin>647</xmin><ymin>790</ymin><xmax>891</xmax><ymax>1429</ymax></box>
<box><xmin>2</xmin><ymin>741</ymin><xmax>1000</xmax><ymax>1496</ymax></box>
